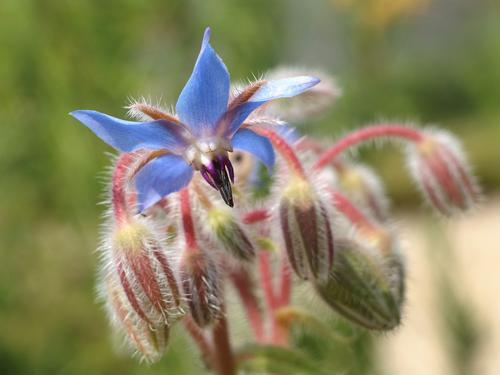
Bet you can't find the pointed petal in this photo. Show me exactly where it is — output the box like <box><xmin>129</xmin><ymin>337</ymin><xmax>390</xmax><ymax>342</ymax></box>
<box><xmin>176</xmin><ymin>28</ymin><xmax>230</xmax><ymax>136</ymax></box>
<box><xmin>134</xmin><ymin>154</ymin><xmax>193</xmax><ymax>212</ymax></box>
<box><xmin>219</xmin><ymin>76</ymin><xmax>320</xmax><ymax>136</ymax></box>
<box><xmin>70</xmin><ymin>110</ymin><xmax>188</xmax><ymax>153</ymax></box>
<box><xmin>231</xmin><ymin>128</ymin><xmax>275</xmax><ymax>171</ymax></box>
<box><xmin>250</xmin><ymin>76</ymin><xmax>320</xmax><ymax>102</ymax></box>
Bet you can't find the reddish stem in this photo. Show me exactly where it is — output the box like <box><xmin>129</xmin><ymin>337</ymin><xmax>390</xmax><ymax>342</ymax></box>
<box><xmin>212</xmin><ymin>312</ymin><xmax>236</xmax><ymax>375</ymax></box>
<box><xmin>244</xmin><ymin>209</ymin><xmax>292</xmax><ymax>345</ymax></box>
<box><xmin>330</xmin><ymin>189</ymin><xmax>374</xmax><ymax>229</ymax></box>
<box><xmin>183</xmin><ymin>316</ymin><xmax>215</xmax><ymax>369</ymax></box>
<box><xmin>258</xmin><ymin>251</ymin><xmax>279</xmax><ymax>311</ymax></box>
<box><xmin>243</xmin><ymin>209</ymin><xmax>270</xmax><ymax>225</ymax></box>
<box><xmin>313</xmin><ymin>124</ymin><xmax>424</xmax><ymax>171</ymax></box>
<box><xmin>179</xmin><ymin>188</ymin><xmax>197</xmax><ymax>250</ymax></box>
<box><xmin>229</xmin><ymin>269</ymin><xmax>265</xmax><ymax>341</ymax></box>
<box><xmin>252</xmin><ymin>127</ymin><xmax>306</xmax><ymax>178</ymax></box>
<box><xmin>112</xmin><ymin>153</ymin><xmax>135</xmax><ymax>225</ymax></box>
<box><xmin>258</xmin><ymin>251</ymin><xmax>289</xmax><ymax>345</ymax></box>
<box><xmin>278</xmin><ymin>253</ymin><xmax>291</xmax><ymax>307</ymax></box>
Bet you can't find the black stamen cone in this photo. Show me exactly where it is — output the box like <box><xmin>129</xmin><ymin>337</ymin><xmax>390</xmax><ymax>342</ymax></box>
<box><xmin>217</xmin><ymin>166</ymin><xmax>234</xmax><ymax>207</ymax></box>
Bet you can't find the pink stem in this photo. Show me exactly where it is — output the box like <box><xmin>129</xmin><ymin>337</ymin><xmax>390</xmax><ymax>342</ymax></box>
<box><xmin>229</xmin><ymin>270</ymin><xmax>265</xmax><ymax>341</ymax></box>
<box><xmin>258</xmin><ymin>251</ymin><xmax>289</xmax><ymax>345</ymax></box>
<box><xmin>244</xmin><ymin>208</ymin><xmax>293</xmax><ymax>345</ymax></box>
<box><xmin>313</xmin><ymin>124</ymin><xmax>424</xmax><ymax>171</ymax></box>
<box><xmin>252</xmin><ymin>127</ymin><xmax>306</xmax><ymax>178</ymax></box>
<box><xmin>179</xmin><ymin>188</ymin><xmax>197</xmax><ymax>250</ymax></box>
<box><xmin>183</xmin><ymin>316</ymin><xmax>215</xmax><ymax>369</ymax></box>
<box><xmin>258</xmin><ymin>251</ymin><xmax>279</xmax><ymax>311</ymax></box>
<box><xmin>330</xmin><ymin>189</ymin><xmax>376</xmax><ymax>230</ymax></box>
<box><xmin>212</xmin><ymin>312</ymin><xmax>236</xmax><ymax>375</ymax></box>
<box><xmin>243</xmin><ymin>209</ymin><xmax>270</xmax><ymax>225</ymax></box>
<box><xmin>278</xmin><ymin>253</ymin><xmax>291</xmax><ymax>307</ymax></box>
<box><xmin>112</xmin><ymin>153</ymin><xmax>135</xmax><ymax>225</ymax></box>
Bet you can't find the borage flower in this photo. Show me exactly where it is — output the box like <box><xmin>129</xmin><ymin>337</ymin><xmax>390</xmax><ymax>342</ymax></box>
<box><xmin>71</xmin><ymin>28</ymin><xmax>319</xmax><ymax>212</ymax></box>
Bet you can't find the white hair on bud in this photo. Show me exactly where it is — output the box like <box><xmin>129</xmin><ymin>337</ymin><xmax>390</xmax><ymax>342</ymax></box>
<box><xmin>93</xmin><ymin>155</ymin><xmax>188</xmax><ymax>362</ymax></box>
<box><xmin>404</xmin><ymin>127</ymin><xmax>481</xmax><ymax>217</ymax></box>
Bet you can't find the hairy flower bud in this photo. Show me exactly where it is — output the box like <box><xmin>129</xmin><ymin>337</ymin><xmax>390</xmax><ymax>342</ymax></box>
<box><xmin>180</xmin><ymin>250</ymin><xmax>222</xmax><ymax>328</ymax></box>
<box><xmin>406</xmin><ymin>129</ymin><xmax>481</xmax><ymax>216</ymax></box>
<box><xmin>99</xmin><ymin>217</ymin><xmax>184</xmax><ymax>361</ymax></box>
<box><xmin>314</xmin><ymin>234</ymin><xmax>405</xmax><ymax>331</ymax></box>
<box><xmin>336</xmin><ymin>161</ymin><xmax>390</xmax><ymax>222</ymax></box>
<box><xmin>279</xmin><ymin>177</ymin><xmax>335</xmax><ymax>283</ymax></box>
<box><xmin>206</xmin><ymin>207</ymin><xmax>255</xmax><ymax>261</ymax></box>
<box><xmin>101</xmin><ymin>275</ymin><xmax>171</xmax><ymax>363</ymax></box>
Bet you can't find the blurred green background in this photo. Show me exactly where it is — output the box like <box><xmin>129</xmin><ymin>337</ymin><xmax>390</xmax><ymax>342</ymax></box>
<box><xmin>1</xmin><ymin>0</ymin><xmax>499</xmax><ymax>374</ymax></box>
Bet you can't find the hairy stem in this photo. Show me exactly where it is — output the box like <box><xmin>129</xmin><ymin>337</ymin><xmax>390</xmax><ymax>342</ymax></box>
<box><xmin>212</xmin><ymin>312</ymin><xmax>236</xmax><ymax>375</ymax></box>
<box><xmin>183</xmin><ymin>316</ymin><xmax>215</xmax><ymax>369</ymax></box>
<box><xmin>179</xmin><ymin>188</ymin><xmax>197</xmax><ymax>250</ymax></box>
<box><xmin>112</xmin><ymin>153</ymin><xmax>136</xmax><ymax>225</ymax></box>
<box><xmin>330</xmin><ymin>189</ymin><xmax>391</xmax><ymax>253</ymax></box>
<box><xmin>252</xmin><ymin>127</ymin><xmax>305</xmax><ymax>178</ymax></box>
<box><xmin>313</xmin><ymin>124</ymin><xmax>424</xmax><ymax>170</ymax></box>
<box><xmin>258</xmin><ymin>251</ymin><xmax>289</xmax><ymax>345</ymax></box>
<box><xmin>330</xmin><ymin>189</ymin><xmax>375</xmax><ymax>229</ymax></box>
<box><xmin>259</xmin><ymin>251</ymin><xmax>279</xmax><ymax>311</ymax></box>
<box><xmin>230</xmin><ymin>269</ymin><xmax>265</xmax><ymax>341</ymax></box>
<box><xmin>244</xmin><ymin>208</ymin><xmax>293</xmax><ymax>345</ymax></box>
<box><xmin>278</xmin><ymin>253</ymin><xmax>291</xmax><ymax>307</ymax></box>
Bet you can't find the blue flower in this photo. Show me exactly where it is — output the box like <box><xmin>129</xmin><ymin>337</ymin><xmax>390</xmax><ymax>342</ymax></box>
<box><xmin>71</xmin><ymin>28</ymin><xmax>319</xmax><ymax>212</ymax></box>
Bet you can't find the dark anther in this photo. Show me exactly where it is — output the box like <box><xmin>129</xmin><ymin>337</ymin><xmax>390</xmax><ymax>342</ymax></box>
<box><xmin>200</xmin><ymin>156</ymin><xmax>234</xmax><ymax>207</ymax></box>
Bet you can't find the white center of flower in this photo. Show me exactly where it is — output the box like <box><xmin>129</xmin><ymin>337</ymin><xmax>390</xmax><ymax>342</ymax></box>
<box><xmin>183</xmin><ymin>138</ymin><xmax>233</xmax><ymax>170</ymax></box>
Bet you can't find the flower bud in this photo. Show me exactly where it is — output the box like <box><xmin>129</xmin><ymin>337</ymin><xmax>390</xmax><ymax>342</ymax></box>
<box><xmin>314</xmin><ymin>234</ymin><xmax>405</xmax><ymax>331</ymax></box>
<box><xmin>279</xmin><ymin>177</ymin><xmax>335</xmax><ymax>283</ymax></box>
<box><xmin>336</xmin><ymin>160</ymin><xmax>390</xmax><ymax>222</ymax></box>
<box><xmin>180</xmin><ymin>250</ymin><xmax>222</xmax><ymax>328</ymax></box>
<box><xmin>206</xmin><ymin>207</ymin><xmax>255</xmax><ymax>261</ymax></box>
<box><xmin>101</xmin><ymin>275</ymin><xmax>170</xmax><ymax>363</ymax></box>
<box><xmin>99</xmin><ymin>217</ymin><xmax>184</xmax><ymax>361</ymax></box>
<box><xmin>406</xmin><ymin>129</ymin><xmax>480</xmax><ymax>216</ymax></box>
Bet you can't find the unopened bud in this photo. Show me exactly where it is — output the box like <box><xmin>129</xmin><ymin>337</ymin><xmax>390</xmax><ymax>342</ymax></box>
<box><xmin>180</xmin><ymin>250</ymin><xmax>222</xmax><ymax>328</ymax></box>
<box><xmin>101</xmin><ymin>275</ymin><xmax>171</xmax><ymax>363</ymax></box>
<box><xmin>314</xmin><ymin>235</ymin><xmax>405</xmax><ymax>331</ymax></box>
<box><xmin>206</xmin><ymin>207</ymin><xmax>255</xmax><ymax>262</ymax></box>
<box><xmin>99</xmin><ymin>217</ymin><xmax>184</xmax><ymax>361</ymax></box>
<box><xmin>336</xmin><ymin>161</ymin><xmax>390</xmax><ymax>222</ymax></box>
<box><xmin>279</xmin><ymin>177</ymin><xmax>335</xmax><ymax>283</ymax></box>
<box><xmin>406</xmin><ymin>129</ymin><xmax>480</xmax><ymax>216</ymax></box>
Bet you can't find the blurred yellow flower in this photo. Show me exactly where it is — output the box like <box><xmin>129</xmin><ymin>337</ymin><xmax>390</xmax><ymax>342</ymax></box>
<box><xmin>332</xmin><ymin>0</ymin><xmax>429</xmax><ymax>31</ymax></box>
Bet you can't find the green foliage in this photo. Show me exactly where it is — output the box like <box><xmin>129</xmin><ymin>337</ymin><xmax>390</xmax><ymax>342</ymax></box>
<box><xmin>237</xmin><ymin>309</ymin><xmax>379</xmax><ymax>375</ymax></box>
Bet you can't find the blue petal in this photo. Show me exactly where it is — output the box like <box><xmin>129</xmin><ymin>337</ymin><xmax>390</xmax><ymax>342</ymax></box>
<box><xmin>135</xmin><ymin>154</ymin><xmax>193</xmax><ymax>212</ymax></box>
<box><xmin>231</xmin><ymin>128</ymin><xmax>275</xmax><ymax>171</ymax></box>
<box><xmin>219</xmin><ymin>76</ymin><xmax>320</xmax><ymax>136</ymax></box>
<box><xmin>70</xmin><ymin>110</ymin><xmax>188</xmax><ymax>153</ymax></box>
<box><xmin>176</xmin><ymin>27</ymin><xmax>230</xmax><ymax>137</ymax></box>
<box><xmin>249</xmin><ymin>76</ymin><xmax>320</xmax><ymax>102</ymax></box>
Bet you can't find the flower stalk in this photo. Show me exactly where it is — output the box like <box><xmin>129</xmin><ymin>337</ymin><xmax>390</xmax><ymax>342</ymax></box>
<box><xmin>212</xmin><ymin>311</ymin><xmax>236</xmax><ymax>375</ymax></box>
<box><xmin>313</xmin><ymin>124</ymin><xmax>424</xmax><ymax>170</ymax></box>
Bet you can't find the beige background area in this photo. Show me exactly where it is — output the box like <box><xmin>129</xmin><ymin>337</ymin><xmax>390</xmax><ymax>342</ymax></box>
<box><xmin>377</xmin><ymin>197</ymin><xmax>500</xmax><ymax>375</ymax></box>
